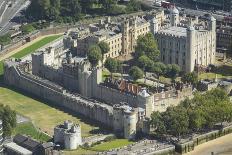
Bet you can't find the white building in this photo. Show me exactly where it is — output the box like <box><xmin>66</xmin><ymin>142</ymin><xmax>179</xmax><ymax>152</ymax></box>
<box><xmin>155</xmin><ymin>7</ymin><xmax>216</xmax><ymax>72</ymax></box>
<box><xmin>54</xmin><ymin>121</ymin><xmax>82</xmax><ymax>150</ymax></box>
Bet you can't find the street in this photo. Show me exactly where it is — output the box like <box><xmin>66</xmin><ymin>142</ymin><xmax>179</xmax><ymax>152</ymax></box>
<box><xmin>0</xmin><ymin>0</ymin><xmax>30</xmax><ymax>36</ymax></box>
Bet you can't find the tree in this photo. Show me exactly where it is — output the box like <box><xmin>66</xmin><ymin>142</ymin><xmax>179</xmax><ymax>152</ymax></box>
<box><xmin>129</xmin><ymin>66</ymin><xmax>144</xmax><ymax>81</ymax></box>
<box><xmin>138</xmin><ymin>55</ymin><xmax>153</xmax><ymax>72</ymax></box>
<box><xmin>165</xmin><ymin>107</ymin><xmax>189</xmax><ymax>140</ymax></box>
<box><xmin>182</xmin><ymin>72</ymin><xmax>198</xmax><ymax>86</ymax></box>
<box><xmin>104</xmin><ymin>58</ymin><xmax>118</xmax><ymax>77</ymax></box>
<box><xmin>166</xmin><ymin>64</ymin><xmax>181</xmax><ymax>80</ymax></box>
<box><xmin>88</xmin><ymin>45</ymin><xmax>102</xmax><ymax>67</ymax></box>
<box><xmin>98</xmin><ymin>41</ymin><xmax>110</xmax><ymax>56</ymax></box>
<box><xmin>126</xmin><ymin>0</ymin><xmax>141</xmax><ymax>13</ymax></box>
<box><xmin>99</xmin><ymin>0</ymin><xmax>117</xmax><ymax>11</ymax></box>
<box><xmin>135</xmin><ymin>33</ymin><xmax>160</xmax><ymax>62</ymax></box>
<box><xmin>152</xmin><ymin>62</ymin><xmax>167</xmax><ymax>79</ymax></box>
<box><xmin>0</xmin><ymin>105</ymin><xmax>16</xmax><ymax>137</ymax></box>
<box><xmin>150</xmin><ymin>112</ymin><xmax>166</xmax><ymax>135</ymax></box>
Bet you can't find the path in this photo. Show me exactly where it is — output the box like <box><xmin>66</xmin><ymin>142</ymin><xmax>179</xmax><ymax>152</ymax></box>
<box><xmin>0</xmin><ymin>33</ymin><xmax>62</xmax><ymax>61</ymax></box>
<box><xmin>185</xmin><ymin>133</ymin><xmax>232</xmax><ymax>155</ymax></box>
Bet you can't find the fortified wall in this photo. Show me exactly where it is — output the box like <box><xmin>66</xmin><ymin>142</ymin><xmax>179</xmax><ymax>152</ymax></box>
<box><xmin>4</xmin><ymin>60</ymin><xmax>114</xmax><ymax>128</ymax></box>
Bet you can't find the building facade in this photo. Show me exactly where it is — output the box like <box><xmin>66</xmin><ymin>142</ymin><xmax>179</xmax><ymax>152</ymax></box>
<box><xmin>156</xmin><ymin>8</ymin><xmax>216</xmax><ymax>72</ymax></box>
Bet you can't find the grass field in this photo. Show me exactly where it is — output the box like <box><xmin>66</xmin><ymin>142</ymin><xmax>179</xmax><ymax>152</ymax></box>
<box><xmin>91</xmin><ymin>139</ymin><xmax>133</xmax><ymax>151</ymax></box>
<box><xmin>14</xmin><ymin>122</ymin><xmax>51</xmax><ymax>142</ymax></box>
<box><xmin>63</xmin><ymin>139</ymin><xmax>133</xmax><ymax>154</ymax></box>
<box><xmin>0</xmin><ymin>35</ymin><xmax>61</xmax><ymax>75</ymax></box>
<box><xmin>0</xmin><ymin>87</ymin><xmax>98</xmax><ymax>137</ymax></box>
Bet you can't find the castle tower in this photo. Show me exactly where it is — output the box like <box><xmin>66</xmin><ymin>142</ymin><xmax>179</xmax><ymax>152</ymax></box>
<box><xmin>64</xmin><ymin>124</ymin><xmax>82</xmax><ymax>150</ymax></box>
<box><xmin>150</xmin><ymin>17</ymin><xmax>159</xmax><ymax>35</ymax></box>
<box><xmin>208</xmin><ymin>15</ymin><xmax>216</xmax><ymax>64</ymax></box>
<box><xmin>122</xmin><ymin>19</ymin><xmax>130</xmax><ymax>55</ymax></box>
<box><xmin>123</xmin><ymin>109</ymin><xmax>137</xmax><ymax>140</ymax></box>
<box><xmin>170</xmin><ymin>6</ymin><xmax>179</xmax><ymax>26</ymax></box>
<box><xmin>186</xmin><ymin>25</ymin><xmax>196</xmax><ymax>72</ymax></box>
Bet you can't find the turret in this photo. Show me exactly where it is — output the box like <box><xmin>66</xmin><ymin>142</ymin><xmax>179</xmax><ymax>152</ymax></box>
<box><xmin>170</xmin><ymin>6</ymin><xmax>179</xmax><ymax>26</ymax></box>
<box><xmin>150</xmin><ymin>17</ymin><xmax>159</xmax><ymax>35</ymax></box>
<box><xmin>186</xmin><ymin>25</ymin><xmax>196</xmax><ymax>72</ymax></box>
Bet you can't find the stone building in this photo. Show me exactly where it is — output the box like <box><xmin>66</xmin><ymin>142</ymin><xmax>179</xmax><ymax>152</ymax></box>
<box><xmin>217</xmin><ymin>26</ymin><xmax>232</xmax><ymax>53</ymax></box>
<box><xmin>63</xmin><ymin>10</ymin><xmax>165</xmax><ymax>60</ymax></box>
<box><xmin>156</xmin><ymin>7</ymin><xmax>216</xmax><ymax>72</ymax></box>
<box><xmin>54</xmin><ymin>121</ymin><xmax>82</xmax><ymax>150</ymax></box>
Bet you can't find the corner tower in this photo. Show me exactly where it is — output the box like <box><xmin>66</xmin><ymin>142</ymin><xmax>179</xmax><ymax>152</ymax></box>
<box><xmin>170</xmin><ymin>6</ymin><xmax>179</xmax><ymax>26</ymax></box>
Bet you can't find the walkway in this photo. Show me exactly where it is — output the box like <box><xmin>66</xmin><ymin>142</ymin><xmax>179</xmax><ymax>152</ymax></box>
<box><xmin>185</xmin><ymin>133</ymin><xmax>232</xmax><ymax>155</ymax></box>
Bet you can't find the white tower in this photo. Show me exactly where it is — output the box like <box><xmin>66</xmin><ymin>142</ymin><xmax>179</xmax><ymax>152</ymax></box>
<box><xmin>170</xmin><ymin>6</ymin><xmax>179</xmax><ymax>26</ymax></box>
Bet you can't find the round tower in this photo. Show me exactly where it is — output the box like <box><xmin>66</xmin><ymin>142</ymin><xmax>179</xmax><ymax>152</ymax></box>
<box><xmin>113</xmin><ymin>105</ymin><xmax>124</xmax><ymax>133</ymax></box>
<box><xmin>64</xmin><ymin>124</ymin><xmax>82</xmax><ymax>150</ymax></box>
<box><xmin>170</xmin><ymin>6</ymin><xmax>179</xmax><ymax>26</ymax></box>
<box><xmin>123</xmin><ymin>109</ymin><xmax>137</xmax><ymax>140</ymax></box>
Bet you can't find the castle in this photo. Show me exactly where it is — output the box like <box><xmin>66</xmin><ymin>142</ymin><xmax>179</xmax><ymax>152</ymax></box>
<box><xmin>63</xmin><ymin>7</ymin><xmax>216</xmax><ymax>72</ymax></box>
<box><xmin>54</xmin><ymin>121</ymin><xmax>82</xmax><ymax>150</ymax></box>
<box><xmin>3</xmin><ymin>8</ymin><xmax>206</xmax><ymax>140</ymax></box>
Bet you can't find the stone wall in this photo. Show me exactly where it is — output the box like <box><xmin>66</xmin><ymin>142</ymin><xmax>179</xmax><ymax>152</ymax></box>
<box><xmin>4</xmin><ymin>62</ymin><xmax>113</xmax><ymax>128</ymax></box>
<box><xmin>175</xmin><ymin>125</ymin><xmax>232</xmax><ymax>154</ymax></box>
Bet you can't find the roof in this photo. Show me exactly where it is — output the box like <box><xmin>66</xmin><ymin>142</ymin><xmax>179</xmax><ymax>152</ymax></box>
<box><xmin>13</xmin><ymin>134</ymin><xmax>41</xmax><ymax>151</ymax></box>
<box><xmin>14</xmin><ymin>134</ymin><xmax>28</xmax><ymax>144</ymax></box>
<box><xmin>158</xmin><ymin>26</ymin><xmax>187</xmax><ymax>37</ymax></box>
<box><xmin>4</xmin><ymin>142</ymin><xmax>32</xmax><ymax>155</ymax></box>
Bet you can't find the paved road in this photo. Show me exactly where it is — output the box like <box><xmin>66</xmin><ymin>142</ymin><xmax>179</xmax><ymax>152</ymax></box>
<box><xmin>0</xmin><ymin>0</ymin><xmax>30</xmax><ymax>35</ymax></box>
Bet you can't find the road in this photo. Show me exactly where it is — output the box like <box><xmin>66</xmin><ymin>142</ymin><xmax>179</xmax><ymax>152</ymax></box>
<box><xmin>0</xmin><ymin>0</ymin><xmax>30</xmax><ymax>36</ymax></box>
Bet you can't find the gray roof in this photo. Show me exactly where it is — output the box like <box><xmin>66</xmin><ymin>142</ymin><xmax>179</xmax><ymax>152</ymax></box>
<box><xmin>4</xmin><ymin>142</ymin><xmax>32</xmax><ymax>155</ymax></box>
<box><xmin>158</xmin><ymin>26</ymin><xmax>187</xmax><ymax>37</ymax></box>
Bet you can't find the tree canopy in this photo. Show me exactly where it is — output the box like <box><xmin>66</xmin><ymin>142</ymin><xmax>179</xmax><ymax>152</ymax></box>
<box><xmin>26</xmin><ymin>0</ymin><xmax>143</xmax><ymax>22</ymax></box>
<box><xmin>150</xmin><ymin>88</ymin><xmax>232</xmax><ymax>138</ymax></box>
<box><xmin>129</xmin><ymin>66</ymin><xmax>144</xmax><ymax>81</ymax></box>
<box><xmin>135</xmin><ymin>32</ymin><xmax>160</xmax><ymax>62</ymax></box>
<box><xmin>104</xmin><ymin>58</ymin><xmax>122</xmax><ymax>76</ymax></box>
<box><xmin>182</xmin><ymin>72</ymin><xmax>198</xmax><ymax>85</ymax></box>
<box><xmin>98</xmin><ymin>41</ymin><xmax>110</xmax><ymax>55</ymax></box>
<box><xmin>0</xmin><ymin>104</ymin><xmax>16</xmax><ymax>137</ymax></box>
<box><xmin>88</xmin><ymin>45</ymin><xmax>102</xmax><ymax>67</ymax></box>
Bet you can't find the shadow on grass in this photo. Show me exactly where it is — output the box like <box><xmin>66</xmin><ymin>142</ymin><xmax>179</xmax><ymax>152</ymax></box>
<box><xmin>215</xmin><ymin>65</ymin><xmax>232</xmax><ymax>77</ymax></box>
<box><xmin>0</xmin><ymin>77</ymin><xmax>111</xmax><ymax>135</ymax></box>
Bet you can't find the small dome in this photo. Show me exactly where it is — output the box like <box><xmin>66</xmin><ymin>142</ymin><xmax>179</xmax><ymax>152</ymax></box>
<box><xmin>170</xmin><ymin>7</ymin><xmax>179</xmax><ymax>15</ymax></box>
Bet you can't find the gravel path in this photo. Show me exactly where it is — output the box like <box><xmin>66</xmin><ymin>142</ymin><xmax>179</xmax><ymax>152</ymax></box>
<box><xmin>185</xmin><ymin>133</ymin><xmax>232</xmax><ymax>155</ymax></box>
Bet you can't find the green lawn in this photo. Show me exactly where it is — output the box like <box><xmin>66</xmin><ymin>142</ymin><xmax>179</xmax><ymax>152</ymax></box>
<box><xmin>0</xmin><ymin>35</ymin><xmax>61</xmax><ymax>75</ymax></box>
<box><xmin>63</xmin><ymin>139</ymin><xmax>133</xmax><ymax>154</ymax></box>
<box><xmin>0</xmin><ymin>87</ymin><xmax>98</xmax><ymax>137</ymax></box>
<box><xmin>14</xmin><ymin>122</ymin><xmax>51</xmax><ymax>142</ymax></box>
<box><xmin>91</xmin><ymin>139</ymin><xmax>133</xmax><ymax>151</ymax></box>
